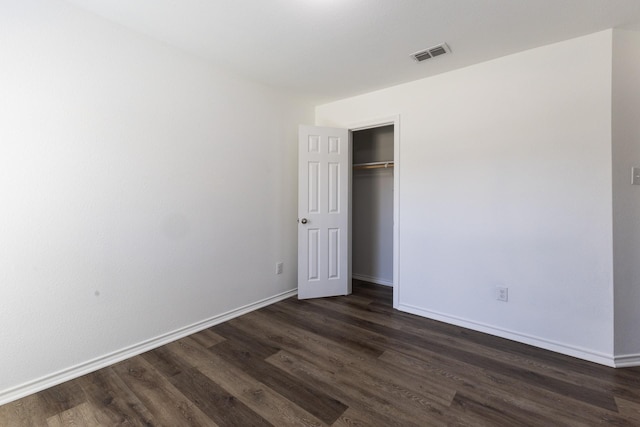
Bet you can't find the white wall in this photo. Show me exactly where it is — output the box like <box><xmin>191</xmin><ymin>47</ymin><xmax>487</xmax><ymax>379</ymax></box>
<box><xmin>352</xmin><ymin>127</ymin><xmax>394</xmax><ymax>285</ymax></box>
<box><xmin>317</xmin><ymin>31</ymin><xmax>615</xmax><ymax>364</ymax></box>
<box><xmin>612</xmin><ymin>29</ymin><xmax>640</xmax><ymax>362</ymax></box>
<box><xmin>0</xmin><ymin>0</ymin><xmax>313</xmax><ymax>403</ymax></box>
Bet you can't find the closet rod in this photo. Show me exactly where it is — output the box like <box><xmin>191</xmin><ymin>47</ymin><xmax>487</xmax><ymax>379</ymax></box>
<box><xmin>353</xmin><ymin>161</ymin><xmax>394</xmax><ymax>170</ymax></box>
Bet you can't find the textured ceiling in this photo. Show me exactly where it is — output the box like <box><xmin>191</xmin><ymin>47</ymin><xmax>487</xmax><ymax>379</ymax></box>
<box><xmin>64</xmin><ymin>0</ymin><xmax>640</xmax><ymax>102</ymax></box>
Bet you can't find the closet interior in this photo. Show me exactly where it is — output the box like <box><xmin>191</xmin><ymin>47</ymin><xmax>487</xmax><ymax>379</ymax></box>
<box><xmin>352</xmin><ymin>125</ymin><xmax>394</xmax><ymax>287</ymax></box>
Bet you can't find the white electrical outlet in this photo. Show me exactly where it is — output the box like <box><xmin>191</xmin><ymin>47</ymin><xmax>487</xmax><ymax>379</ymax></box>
<box><xmin>276</xmin><ymin>262</ymin><xmax>283</xmax><ymax>275</ymax></box>
<box><xmin>496</xmin><ymin>286</ymin><xmax>508</xmax><ymax>302</ymax></box>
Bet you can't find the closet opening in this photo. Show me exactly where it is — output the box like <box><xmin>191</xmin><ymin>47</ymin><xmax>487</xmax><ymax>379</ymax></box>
<box><xmin>351</xmin><ymin>124</ymin><xmax>395</xmax><ymax>295</ymax></box>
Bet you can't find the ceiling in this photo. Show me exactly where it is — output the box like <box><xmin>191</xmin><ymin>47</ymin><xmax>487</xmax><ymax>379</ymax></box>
<box><xmin>64</xmin><ymin>0</ymin><xmax>640</xmax><ymax>102</ymax></box>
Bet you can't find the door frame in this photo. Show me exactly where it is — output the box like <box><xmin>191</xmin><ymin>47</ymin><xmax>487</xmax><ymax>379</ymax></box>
<box><xmin>347</xmin><ymin>115</ymin><xmax>400</xmax><ymax>309</ymax></box>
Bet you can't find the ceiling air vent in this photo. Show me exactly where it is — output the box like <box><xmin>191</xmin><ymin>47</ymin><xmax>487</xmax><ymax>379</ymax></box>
<box><xmin>411</xmin><ymin>43</ymin><xmax>451</xmax><ymax>62</ymax></box>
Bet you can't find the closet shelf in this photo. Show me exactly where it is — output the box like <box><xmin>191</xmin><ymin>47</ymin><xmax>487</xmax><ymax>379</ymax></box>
<box><xmin>353</xmin><ymin>161</ymin><xmax>394</xmax><ymax>170</ymax></box>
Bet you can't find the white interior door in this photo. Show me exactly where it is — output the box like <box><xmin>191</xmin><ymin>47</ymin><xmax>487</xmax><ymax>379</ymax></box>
<box><xmin>298</xmin><ymin>125</ymin><xmax>351</xmax><ymax>299</ymax></box>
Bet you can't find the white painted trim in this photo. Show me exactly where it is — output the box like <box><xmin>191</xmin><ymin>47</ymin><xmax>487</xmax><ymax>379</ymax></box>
<box><xmin>347</xmin><ymin>115</ymin><xmax>401</xmax><ymax>310</ymax></box>
<box><xmin>398</xmin><ymin>303</ymin><xmax>617</xmax><ymax>367</ymax></box>
<box><xmin>392</xmin><ymin>119</ymin><xmax>400</xmax><ymax>310</ymax></box>
<box><xmin>614</xmin><ymin>354</ymin><xmax>640</xmax><ymax>368</ymax></box>
<box><xmin>0</xmin><ymin>288</ymin><xmax>297</xmax><ymax>406</ymax></box>
<box><xmin>352</xmin><ymin>274</ymin><xmax>393</xmax><ymax>287</ymax></box>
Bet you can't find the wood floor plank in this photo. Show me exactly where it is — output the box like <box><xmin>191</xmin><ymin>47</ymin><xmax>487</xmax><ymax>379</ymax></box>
<box><xmin>268</xmin><ymin>349</ymin><xmax>459</xmax><ymax>425</ymax></box>
<box><xmin>330</xmin><ymin>407</ymin><xmax>414</xmax><ymax>427</ymax></box>
<box><xmin>266</xmin><ymin>349</ymin><xmax>429</xmax><ymax>427</ymax></box>
<box><xmin>36</xmin><ymin>379</ymin><xmax>86</xmax><ymax>420</ymax></box>
<box><xmin>190</xmin><ymin>328</ymin><xmax>226</xmax><ymax>349</ymax></box>
<box><xmin>259</xmin><ymin>303</ymin><xmax>384</xmax><ymax>358</ymax></box>
<box><xmin>169</xmin><ymin>366</ymin><xmax>272</xmax><ymax>427</ymax></box>
<box><xmin>351</xmin><ymin>280</ymin><xmax>393</xmax><ymax>303</ymax></box>
<box><xmin>46</xmin><ymin>402</ymin><xmax>101</xmax><ymax>427</ymax></box>
<box><xmin>209</xmin><ymin>337</ymin><xmax>348</xmax><ymax>425</ymax></box>
<box><xmin>449</xmin><ymin>393</ymin><xmax>559</xmax><ymax>427</ymax></box>
<box><xmin>141</xmin><ymin>346</ymin><xmax>192</xmax><ymax>378</ymax></box>
<box><xmin>615</xmin><ymin>397</ymin><xmax>640</xmax><ymax>424</ymax></box>
<box><xmin>210</xmin><ymin>321</ymin><xmax>280</xmax><ymax>359</ymax></box>
<box><xmin>111</xmin><ymin>356</ymin><xmax>217</xmax><ymax>426</ymax></box>
<box><xmin>0</xmin><ymin>393</ymin><xmax>49</xmax><ymax>427</ymax></box>
<box><xmin>166</xmin><ymin>336</ymin><xmax>327</xmax><ymax>427</ymax></box>
<box><xmin>76</xmin><ymin>366</ymin><xmax>157</xmax><ymax>426</ymax></box>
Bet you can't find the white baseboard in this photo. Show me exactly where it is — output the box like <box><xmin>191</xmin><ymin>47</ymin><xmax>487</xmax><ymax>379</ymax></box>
<box><xmin>398</xmin><ymin>303</ymin><xmax>617</xmax><ymax>368</ymax></box>
<box><xmin>352</xmin><ymin>274</ymin><xmax>393</xmax><ymax>287</ymax></box>
<box><xmin>614</xmin><ymin>353</ymin><xmax>640</xmax><ymax>368</ymax></box>
<box><xmin>0</xmin><ymin>288</ymin><xmax>298</xmax><ymax>406</ymax></box>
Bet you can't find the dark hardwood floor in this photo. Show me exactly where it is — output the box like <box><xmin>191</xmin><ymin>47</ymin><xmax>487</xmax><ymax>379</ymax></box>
<box><xmin>3</xmin><ymin>280</ymin><xmax>640</xmax><ymax>426</ymax></box>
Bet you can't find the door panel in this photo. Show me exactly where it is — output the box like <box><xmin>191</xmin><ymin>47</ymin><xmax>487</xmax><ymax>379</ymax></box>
<box><xmin>308</xmin><ymin>162</ymin><xmax>320</xmax><ymax>213</ymax></box>
<box><xmin>298</xmin><ymin>125</ymin><xmax>351</xmax><ymax>299</ymax></box>
<box><xmin>328</xmin><ymin>228</ymin><xmax>340</xmax><ymax>279</ymax></box>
